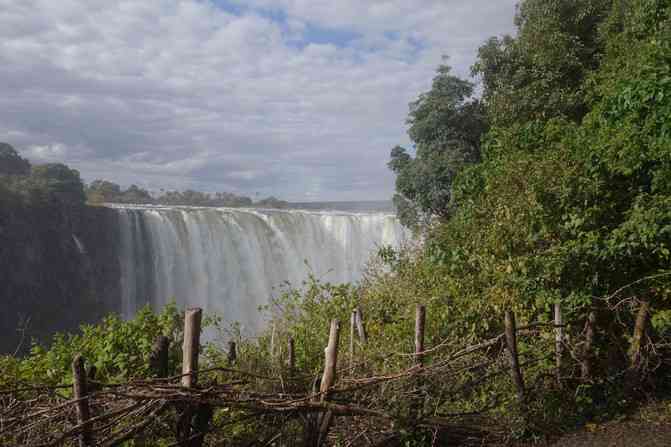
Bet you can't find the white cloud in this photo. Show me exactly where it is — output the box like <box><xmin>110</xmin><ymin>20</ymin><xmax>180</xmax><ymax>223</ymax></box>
<box><xmin>0</xmin><ymin>0</ymin><xmax>517</xmax><ymax>201</ymax></box>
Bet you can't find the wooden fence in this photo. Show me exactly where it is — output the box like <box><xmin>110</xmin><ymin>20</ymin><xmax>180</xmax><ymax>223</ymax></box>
<box><xmin>0</xmin><ymin>304</ymin><xmax>583</xmax><ymax>446</ymax></box>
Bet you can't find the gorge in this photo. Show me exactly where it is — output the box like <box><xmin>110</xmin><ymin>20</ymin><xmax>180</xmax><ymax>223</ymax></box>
<box><xmin>0</xmin><ymin>203</ymin><xmax>405</xmax><ymax>353</ymax></box>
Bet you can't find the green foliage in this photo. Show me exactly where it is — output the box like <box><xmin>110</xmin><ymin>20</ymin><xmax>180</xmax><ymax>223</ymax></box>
<box><xmin>255</xmin><ymin>196</ymin><xmax>289</xmax><ymax>209</ymax></box>
<box><xmin>28</xmin><ymin>163</ymin><xmax>87</xmax><ymax>206</ymax></box>
<box><xmin>0</xmin><ymin>144</ymin><xmax>87</xmax><ymax>207</ymax></box>
<box><xmin>0</xmin><ymin>304</ymin><xmax>182</xmax><ymax>387</ymax></box>
<box><xmin>85</xmin><ymin>179</ymin><xmax>275</xmax><ymax>208</ymax></box>
<box><xmin>389</xmin><ymin>63</ymin><xmax>487</xmax><ymax>227</ymax></box>
<box><xmin>472</xmin><ymin>0</ymin><xmax>612</xmax><ymax>127</ymax></box>
<box><xmin>86</xmin><ymin>179</ymin><xmax>122</xmax><ymax>203</ymax></box>
<box><xmin>379</xmin><ymin>0</ymin><xmax>671</xmax><ymax>437</ymax></box>
<box><xmin>0</xmin><ymin>142</ymin><xmax>30</xmax><ymax>176</ymax></box>
<box><xmin>261</xmin><ymin>276</ymin><xmax>359</xmax><ymax>374</ymax></box>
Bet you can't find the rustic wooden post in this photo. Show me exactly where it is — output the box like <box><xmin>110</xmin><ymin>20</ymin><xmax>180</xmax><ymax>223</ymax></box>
<box><xmin>409</xmin><ymin>304</ymin><xmax>427</xmax><ymax>427</ymax></box>
<box><xmin>626</xmin><ymin>297</ymin><xmax>651</xmax><ymax>391</ymax></box>
<box><xmin>629</xmin><ymin>297</ymin><xmax>650</xmax><ymax>369</ymax></box>
<box><xmin>581</xmin><ymin>310</ymin><xmax>596</xmax><ymax>382</ymax></box>
<box><xmin>504</xmin><ymin>310</ymin><xmax>525</xmax><ymax>401</ymax></box>
<box><xmin>320</xmin><ymin>319</ymin><xmax>341</xmax><ymax>399</ymax></box>
<box><xmin>554</xmin><ymin>303</ymin><xmax>564</xmax><ymax>385</ymax></box>
<box><xmin>349</xmin><ymin>310</ymin><xmax>356</xmax><ymax>373</ymax></box>
<box><xmin>182</xmin><ymin>308</ymin><xmax>202</xmax><ymax>387</ymax></box>
<box><xmin>86</xmin><ymin>364</ymin><xmax>97</xmax><ymax>382</ymax></box>
<box><xmin>288</xmin><ymin>336</ymin><xmax>295</xmax><ymax>375</ymax></box>
<box><xmin>415</xmin><ymin>305</ymin><xmax>426</xmax><ymax>367</ymax></box>
<box><xmin>178</xmin><ymin>308</ymin><xmax>206</xmax><ymax>446</ymax></box>
<box><xmin>150</xmin><ymin>335</ymin><xmax>170</xmax><ymax>378</ymax></box>
<box><xmin>72</xmin><ymin>355</ymin><xmax>93</xmax><ymax>447</ymax></box>
<box><xmin>227</xmin><ymin>341</ymin><xmax>237</xmax><ymax>365</ymax></box>
<box><xmin>270</xmin><ymin>322</ymin><xmax>277</xmax><ymax>365</ymax></box>
<box><xmin>355</xmin><ymin>306</ymin><xmax>368</xmax><ymax>344</ymax></box>
<box><xmin>86</xmin><ymin>364</ymin><xmax>99</xmax><ymax>393</ymax></box>
<box><xmin>316</xmin><ymin>319</ymin><xmax>341</xmax><ymax>446</ymax></box>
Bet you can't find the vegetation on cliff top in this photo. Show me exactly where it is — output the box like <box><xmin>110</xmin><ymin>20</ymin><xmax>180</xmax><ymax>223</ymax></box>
<box><xmin>85</xmin><ymin>178</ymin><xmax>289</xmax><ymax>208</ymax></box>
<box><xmin>0</xmin><ymin>144</ymin><xmax>289</xmax><ymax>209</ymax></box>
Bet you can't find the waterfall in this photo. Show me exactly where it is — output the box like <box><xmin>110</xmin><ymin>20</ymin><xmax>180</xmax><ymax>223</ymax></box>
<box><xmin>112</xmin><ymin>205</ymin><xmax>406</xmax><ymax>333</ymax></box>
<box><xmin>72</xmin><ymin>235</ymin><xmax>86</xmax><ymax>254</ymax></box>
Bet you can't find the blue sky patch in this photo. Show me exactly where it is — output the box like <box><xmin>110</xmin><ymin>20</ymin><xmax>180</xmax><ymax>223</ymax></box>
<box><xmin>210</xmin><ymin>0</ymin><xmax>360</xmax><ymax>49</ymax></box>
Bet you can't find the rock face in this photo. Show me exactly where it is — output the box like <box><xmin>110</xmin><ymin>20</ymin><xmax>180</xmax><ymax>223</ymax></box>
<box><xmin>0</xmin><ymin>202</ymin><xmax>120</xmax><ymax>354</ymax></box>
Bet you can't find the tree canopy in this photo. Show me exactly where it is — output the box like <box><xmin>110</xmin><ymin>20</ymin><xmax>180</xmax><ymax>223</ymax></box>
<box><xmin>0</xmin><ymin>142</ymin><xmax>30</xmax><ymax>176</ymax></box>
<box><xmin>0</xmin><ymin>143</ymin><xmax>86</xmax><ymax>207</ymax></box>
<box><xmin>386</xmin><ymin>0</ymin><xmax>671</xmax><ymax>406</ymax></box>
<box><xmin>389</xmin><ymin>63</ymin><xmax>487</xmax><ymax>227</ymax></box>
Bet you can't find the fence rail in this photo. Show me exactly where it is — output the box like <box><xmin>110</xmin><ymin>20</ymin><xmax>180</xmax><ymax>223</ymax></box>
<box><xmin>0</xmin><ymin>304</ymin><xmax>610</xmax><ymax>446</ymax></box>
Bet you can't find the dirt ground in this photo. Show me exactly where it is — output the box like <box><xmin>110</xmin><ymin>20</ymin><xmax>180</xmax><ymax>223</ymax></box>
<box><xmin>549</xmin><ymin>420</ymin><xmax>671</xmax><ymax>446</ymax></box>
<box><xmin>511</xmin><ymin>400</ymin><xmax>671</xmax><ymax>447</ymax></box>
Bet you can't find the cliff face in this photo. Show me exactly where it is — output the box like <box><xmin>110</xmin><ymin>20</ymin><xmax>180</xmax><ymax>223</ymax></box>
<box><xmin>0</xmin><ymin>202</ymin><xmax>120</xmax><ymax>354</ymax></box>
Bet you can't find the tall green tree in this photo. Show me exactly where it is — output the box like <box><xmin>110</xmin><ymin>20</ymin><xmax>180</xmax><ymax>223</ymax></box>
<box><xmin>472</xmin><ymin>0</ymin><xmax>612</xmax><ymax>128</ymax></box>
<box><xmin>0</xmin><ymin>142</ymin><xmax>30</xmax><ymax>176</ymax></box>
<box><xmin>29</xmin><ymin>164</ymin><xmax>86</xmax><ymax>206</ymax></box>
<box><xmin>389</xmin><ymin>64</ymin><xmax>487</xmax><ymax>227</ymax></box>
<box><xmin>86</xmin><ymin>179</ymin><xmax>122</xmax><ymax>203</ymax></box>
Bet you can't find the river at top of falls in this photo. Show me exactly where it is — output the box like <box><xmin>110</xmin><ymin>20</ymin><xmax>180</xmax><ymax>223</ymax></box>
<box><xmin>109</xmin><ymin>204</ymin><xmax>408</xmax><ymax>335</ymax></box>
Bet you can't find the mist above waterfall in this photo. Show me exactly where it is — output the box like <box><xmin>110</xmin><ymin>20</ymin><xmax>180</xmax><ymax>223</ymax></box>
<box><xmin>113</xmin><ymin>205</ymin><xmax>406</xmax><ymax>334</ymax></box>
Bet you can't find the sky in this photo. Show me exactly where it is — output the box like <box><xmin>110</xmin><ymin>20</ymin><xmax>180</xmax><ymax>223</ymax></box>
<box><xmin>0</xmin><ymin>0</ymin><xmax>518</xmax><ymax>201</ymax></box>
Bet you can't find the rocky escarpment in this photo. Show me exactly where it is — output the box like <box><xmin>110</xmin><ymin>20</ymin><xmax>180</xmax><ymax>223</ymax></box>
<box><xmin>0</xmin><ymin>202</ymin><xmax>120</xmax><ymax>354</ymax></box>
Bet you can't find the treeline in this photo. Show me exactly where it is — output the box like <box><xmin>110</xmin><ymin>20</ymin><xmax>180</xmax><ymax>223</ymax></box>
<box><xmin>381</xmin><ymin>0</ymin><xmax>671</xmax><ymax>425</ymax></box>
<box><xmin>0</xmin><ymin>143</ymin><xmax>289</xmax><ymax>209</ymax></box>
<box><xmin>86</xmin><ymin>179</ymin><xmax>289</xmax><ymax>208</ymax></box>
<box><xmin>0</xmin><ymin>142</ymin><xmax>86</xmax><ymax>208</ymax></box>
<box><xmin>0</xmin><ymin>143</ymin><xmax>119</xmax><ymax>355</ymax></box>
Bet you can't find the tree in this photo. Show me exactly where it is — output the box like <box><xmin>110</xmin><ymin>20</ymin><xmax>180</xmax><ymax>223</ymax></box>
<box><xmin>29</xmin><ymin>163</ymin><xmax>86</xmax><ymax>206</ymax></box>
<box><xmin>0</xmin><ymin>142</ymin><xmax>30</xmax><ymax>176</ymax></box>
<box><xmin>86</xmin><ymin>180</ymin><xmax>122</xmax><ymax>203</ymax></box>
<box><xmin>119</xmin><ymin>184</ymin><xmax>153</xmax><ymax>204</ymax></box>
<box><xmin>388</xmin><ymin>63</ymin><xmax>487</xmax><ymax>227</ymax></box>
<box><xmin>424</xmin><ymin>0</ymin><xmax>671</xmax><ymax>395</ymax></box>
<box><xmin>255</xmin><ymin>196</ymin><xmax>289</xmax><ymax>209</ymax></box>
<box><xmin>472</xmin><ymin>0</ymin><xmax>612</xmax><ymax>128</ymax></box>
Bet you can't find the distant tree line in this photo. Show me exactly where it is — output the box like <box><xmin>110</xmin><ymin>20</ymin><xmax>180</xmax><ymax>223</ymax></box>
<box><xmin>0</xmin><ymin>143</ymin><xmax>289</xmax><ymax>209</ymax></box>
<box><xmin>0</xmin><ymin>143</ymin><xmax>86</xmax><ymax>208</ymax></box>
<box><xmin>86</xmin><ymin>179</ymin><xmax>289</xmax><ymax>208</ymax></box>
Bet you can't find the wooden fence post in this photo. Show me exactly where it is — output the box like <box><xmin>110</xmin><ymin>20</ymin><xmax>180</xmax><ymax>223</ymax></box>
<box><xmin>270</xmin><ymin>322</ymin><xmax>277</xmax><ymax>365</ymax></box>
<box><xmin>629</xmin><ymin>297</ymin><xmax>650</xmax><ymax>369</ymax></box>
<box><xmin>504</xmin><ymin>310</ymin><xmax>525</xmax><ymax>402</ymax></box>
<box><xmin>355</xmin><ymin>306</ymin><xmax>368</xmax><ymax>344</ymax></box>
<box><xmin>150</xmin><ymin>335</ymin><xmax>170</xmax><ymax>378</ymax></box>
<box><xmin>288</xmin><ymin>336</ymin><xmax>295</xmax><ymax>376</ymax></box>
<box><xmin>349</xmin><ymin>310</ymin><xmax>356</xmax><ymax>373</ymax></box>
<box><xmin>410</xmin><ymin>305</ymin><xmax>427</xmax><ymax>426</ymax></box>
<box><xmin>182</xmin><ymin>308</ymin><xmax>202</xmax><ymax>388</ymax></box>
<box><xmin>554</xmin><ymin>303</ymin><xmax>564</xmax><ymax>385</ymax></box>
<box><xmin>320</xmin><ymin>319</ymin><xmax>341</xmax><ymax>399</ymax></box>
<box><xmin>178</xmin><ymin>308</ymin><xmax>208</xmax><ymax>447</ymax></box>
<box><xmin>227</xmin><ymin>341</ymin><xmax>237</xmax><ymax>366</ymax></box>
<box><xmin>72</xmin><ymin>355</ymin><xmax>93</xmax><ymax>447</ymax></box>
<box><xmin>86</xmin><ymin>364</ymin><xmax>99</xmax><ymax>393</ymax></box>
<box><xmin>415</xmin><ymin>305</ymin><xmax>426</xmax><ymax>367</ymax></box>
<box><xmin>316</xmin><ymin>319</ymin><xmax>341</xmax><ymax>446</ymax></box>
<box><xmin>626</xmin><ymin>297</ymin><xmax>651</xmax><ymax>390</ymax></box>
<box><xmin>581</xmin><ymin>310</ymin><xmax>596</xmax><ymax>382</ymax></box>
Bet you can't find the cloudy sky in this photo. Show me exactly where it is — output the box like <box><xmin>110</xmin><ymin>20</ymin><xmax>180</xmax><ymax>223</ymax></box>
<box><xmin>0</xmin><ymin>0</ymin><xmax>517</xmax><ymax>201</ymax></box>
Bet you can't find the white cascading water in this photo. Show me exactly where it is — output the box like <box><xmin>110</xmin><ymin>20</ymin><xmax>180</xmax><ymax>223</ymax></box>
<box><xmin>111</xmin><ymin>205</ymin><xmax>406</xmax><ymax>334</ymax></box>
